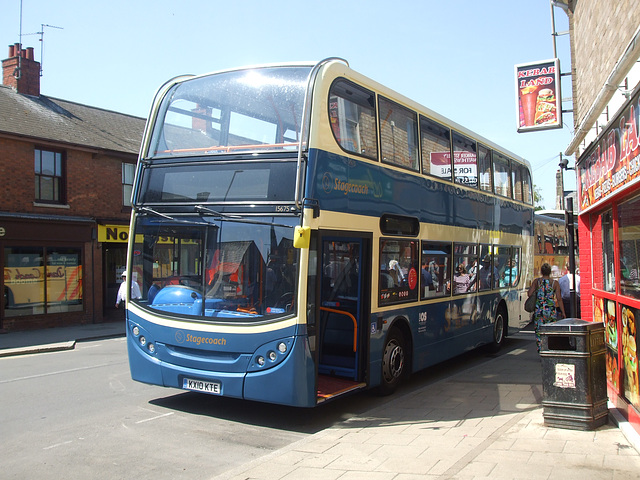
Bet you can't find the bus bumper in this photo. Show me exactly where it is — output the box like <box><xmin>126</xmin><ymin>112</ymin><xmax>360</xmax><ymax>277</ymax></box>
<box><xmin>126</xmin><ymin>322</ymin><xmax>316</xmax><ymax>407</ymax></box>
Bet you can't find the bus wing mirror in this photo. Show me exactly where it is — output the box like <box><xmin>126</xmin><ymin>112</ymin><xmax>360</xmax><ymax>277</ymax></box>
<box><xmin>293</xmin><ymin>226</ymin><xmax>311</xmax><ymax>249</ymax></box>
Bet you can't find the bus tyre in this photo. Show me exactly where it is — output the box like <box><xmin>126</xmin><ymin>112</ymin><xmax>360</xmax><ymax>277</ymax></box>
<box><xmin>378</xmin><ymin>329</ymin><xmax>406</xmax><ymax>396</ymax></box>
<box><xmin>488</xmin><ymin>306</ymin><xmax>506</xmax><ymax>353</ymax></box>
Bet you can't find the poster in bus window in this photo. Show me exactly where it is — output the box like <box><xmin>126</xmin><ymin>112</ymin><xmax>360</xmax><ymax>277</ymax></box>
<box><xmin>515</xmin><ymin>59</ymin><xmax>562</xmax><ymax>133</ymax></box>
<box><xmin>430</xmin><ymin>151</ymin><xmax>477</xmax><ymax>186</ymax></box>
<box><xmin>621</xmin><ymin>305</ymin><xmax>639</xmax><ymax>408</ymax></box>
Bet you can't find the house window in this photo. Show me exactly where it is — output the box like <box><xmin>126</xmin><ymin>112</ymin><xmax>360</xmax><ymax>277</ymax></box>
<box><xmin>34</xmin><ymin>148</ymin><xmax>64</xmax><ymax>204</ymax></box>
<box><xmin>123</xmin><ymin>163</ymin><xmax>135</xmax><ymax>207</ymax></box>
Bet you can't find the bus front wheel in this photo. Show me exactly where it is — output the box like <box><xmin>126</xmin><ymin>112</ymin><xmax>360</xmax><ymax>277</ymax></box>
<box><xmin>379</xmin><ymin>329</ymin><xmax>406</xmax><ymax>396</ymax></box>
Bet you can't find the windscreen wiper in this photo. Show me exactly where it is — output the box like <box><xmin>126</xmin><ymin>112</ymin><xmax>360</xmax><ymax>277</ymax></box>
<box><xmin>136</xmin><ymin>206</ymin><xmax>206</xmax><ymax>226</ymax></box>
<box><xmin>194</xmin><ymin>205</ymin><xmax>292</xmax><ymax>228</ymax></box>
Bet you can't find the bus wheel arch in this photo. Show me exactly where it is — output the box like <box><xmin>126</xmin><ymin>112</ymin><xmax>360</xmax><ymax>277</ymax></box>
<box><xmin>378</xmin><ymin>318</ymin><xmax>412</xmax><ymax>396</ymax></box>
<box><xmin>4</xmin><ymin>286</ymin><xmax>13</xmax><ymax>308</ymax></box>
<box><xmin>488</xmin><ymin>301</ymin><xmax>508</xmax><ymax>352</ymax></box>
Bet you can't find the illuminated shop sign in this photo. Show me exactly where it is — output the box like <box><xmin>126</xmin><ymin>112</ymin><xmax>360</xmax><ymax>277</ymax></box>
<box><xmin>576</xmin><ymin>87</ymin><xmax>640</xmax><ymax>212</ymax></box>
<box><xmin>515</xmin><ymin>58</ymin><xmax>563</xmax><ymax>133</ymax></box>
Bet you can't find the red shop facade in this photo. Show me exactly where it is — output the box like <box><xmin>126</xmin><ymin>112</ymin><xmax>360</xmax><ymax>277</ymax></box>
<box><xmin>576</xmin><ymin>83</ymin><xmax>640</xmax><ymax>434</ymax></box>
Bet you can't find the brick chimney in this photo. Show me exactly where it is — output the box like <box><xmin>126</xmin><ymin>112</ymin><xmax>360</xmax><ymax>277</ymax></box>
<box><xmin>2</xmin><ymin>43</ymin><xmax>41</xmax><ymax>96</ymax></box>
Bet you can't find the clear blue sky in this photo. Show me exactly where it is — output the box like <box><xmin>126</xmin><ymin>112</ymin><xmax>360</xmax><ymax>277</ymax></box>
<box><xmin>2</xmin><ymin>0</ymin><xmax>575</xmax><ymax>209</ymax></box>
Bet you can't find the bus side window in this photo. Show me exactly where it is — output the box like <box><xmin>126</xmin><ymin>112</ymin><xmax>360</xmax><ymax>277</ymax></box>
<box><xmin>421</xmin><ymin>242</ymin><xmax>451</xmax><ymax>299</ymax></box>
<box><xmin>328</xmin><ymin>79</ymin><xmax>378</xmax><ymax>160</ymax></box>
<box><xmin>477</xmin><ymin>144</ymin><xmax>493</xmax><ymax>193</ymax></box>
<box><xmin>478</xmin><ymin>245</ymin><xmax>494</xmax><ymax>291</ymax></box>
<box><xmin>379</xmin><ymin>239</ymin><xmax>418</xmax><ymax>305</ymax></box>
<box><xmin>452</xmin><ymin>132</ymin><xmax>478</xmax><ymax>189</ymax></box>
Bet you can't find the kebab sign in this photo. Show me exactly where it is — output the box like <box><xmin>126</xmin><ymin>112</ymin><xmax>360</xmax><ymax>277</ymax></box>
<box><xmin>515</xmin><ymin>58</ymin><xmax>562</xmax><ymax>132</ymax></box>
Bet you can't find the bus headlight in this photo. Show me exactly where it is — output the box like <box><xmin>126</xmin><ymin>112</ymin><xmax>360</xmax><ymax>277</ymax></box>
<box><xmin>247</xmin><ymin>337</ymin><xmax>294</xmax><ymax>372</ymax></box>
<box><xmin>128</xmin><ymin>322</ymin><xmax>157</xmax><ymax>357</ymax></box>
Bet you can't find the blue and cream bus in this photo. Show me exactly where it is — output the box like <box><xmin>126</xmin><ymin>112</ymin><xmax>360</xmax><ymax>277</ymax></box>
<box><xmin>125</xmin><ymin>58</ymin><xmax>534</xmax><ymax>406</ymax></box>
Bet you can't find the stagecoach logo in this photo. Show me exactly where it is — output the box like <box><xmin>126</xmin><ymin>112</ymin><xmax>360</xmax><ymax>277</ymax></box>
<box><xmin>175</xmin><ymin>329</ymin><xmax>227</xmax><ymax>347</ymax></box>
<box><xmin>322</xmin><ymin>171</ymin><xmax>370</xmax><ymax>196</ymax></box>
<box><xmin>322</xmin><ymin>172</ymin><xmax>334</xmax><ymax>194</ymax></box>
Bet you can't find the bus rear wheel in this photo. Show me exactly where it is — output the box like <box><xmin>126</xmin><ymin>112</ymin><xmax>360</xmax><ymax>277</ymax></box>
<box><xmin>379</xmin><ymin>329</ymin><xmax>406</xmax><ymax>396</ymax></box>
<box><xmin>488</xmin><ymin>306</ymin><xmax>506</xmax><ymax>352</ymax></box>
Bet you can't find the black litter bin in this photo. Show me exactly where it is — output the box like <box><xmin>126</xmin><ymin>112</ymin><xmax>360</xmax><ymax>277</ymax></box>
<box><xmin>539</xmin><ymin>318</ymin><xmax>608</xmax><ymax>430</ymax></box>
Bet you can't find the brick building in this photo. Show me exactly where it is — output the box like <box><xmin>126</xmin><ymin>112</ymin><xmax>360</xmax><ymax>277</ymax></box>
<box><xmin>1</xmin><ymin>43</ymin><xmax>146</xmax><ymax>332</ymax></box>
<box><xmin>562</xmin><ymin>1</ymin><xmax>640</xmax><ymax>435</ymax></box>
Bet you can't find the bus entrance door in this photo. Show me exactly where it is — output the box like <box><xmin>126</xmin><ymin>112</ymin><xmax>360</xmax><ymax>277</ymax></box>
<box><xmin>317</xmin><ymin>237</ymin><xmax>367</xmax><ymax>401</ymax></box>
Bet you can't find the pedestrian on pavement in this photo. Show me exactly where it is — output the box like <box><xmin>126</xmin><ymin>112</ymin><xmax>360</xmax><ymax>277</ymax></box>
<box><xmin>558</xmin><ymin>264</ymin><xmax>581</xmax><ymax>318</ymax></box>
<box><xmin>528</xmin><ymin>262</ymin><xmax>565</xmax><ymax>352</ymax></box>
<box><xmin>115</xmin><ymin>271</ymin><xmax>142</xmax><ymax>310</ymax></box>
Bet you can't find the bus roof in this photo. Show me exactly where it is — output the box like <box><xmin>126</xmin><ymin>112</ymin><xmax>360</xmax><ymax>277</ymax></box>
<box><xmin>151</xmin><ymin>58</ymin><xmax>530</xmax><ymax>169</ymax></box>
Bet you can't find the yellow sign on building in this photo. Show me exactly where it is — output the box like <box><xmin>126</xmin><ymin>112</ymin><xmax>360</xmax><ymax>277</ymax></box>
<box><xmin>98</xmin><ymin>224</ymin><xmax>130</xmax><ymax>243</ymax></box>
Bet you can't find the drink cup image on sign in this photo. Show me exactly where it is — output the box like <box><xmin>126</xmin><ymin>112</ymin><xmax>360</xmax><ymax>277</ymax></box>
<box><xmin>520</xmin><ymin>86</ymin><xmax>538</xmax><ymax>126</ymax></box>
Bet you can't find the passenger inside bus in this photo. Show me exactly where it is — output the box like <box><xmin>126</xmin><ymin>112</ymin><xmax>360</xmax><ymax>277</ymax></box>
<box><xmin>451</xmin><ymin>264</ymin><xmax>471</xmax><ymax>294</ymax></box>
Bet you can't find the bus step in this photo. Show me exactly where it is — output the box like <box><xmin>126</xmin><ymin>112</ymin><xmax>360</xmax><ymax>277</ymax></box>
<box><xmin>317</xmin><ymin>375</ymin><xmax>366</xmax><ymax>404</ymax></box>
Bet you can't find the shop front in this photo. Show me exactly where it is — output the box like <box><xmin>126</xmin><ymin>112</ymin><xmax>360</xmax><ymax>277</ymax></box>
<box><xmin>98</xmin><ymin>223</ymin><xmax>130</xmax><ymax>319</ymax></box>
<box><xmin>576</xmin><ymin>85</ymin><xmax>640</xmax><ymax>434</ymax></box>
<box><xmin>1</xmin><ymin>213</ymin><xmax>95</xmax><ymax>332</ymax></box>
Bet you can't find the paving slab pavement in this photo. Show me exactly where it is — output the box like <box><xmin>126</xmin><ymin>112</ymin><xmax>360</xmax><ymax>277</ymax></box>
<box><xmin>214</xmin><ymin>331</ymin><xmax>640</xmax><ymax>480</ymax></box>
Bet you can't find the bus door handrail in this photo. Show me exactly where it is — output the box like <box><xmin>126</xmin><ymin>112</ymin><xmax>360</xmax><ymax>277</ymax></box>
<box><xmin>295</xmin><ymin>57</ymin><xmax>349</xmax><ymax>210</ymax></box>
<box><xmin>319</xmin><ymin>306</ymin><xmax>357</xmax><ymax>353</ymax></box>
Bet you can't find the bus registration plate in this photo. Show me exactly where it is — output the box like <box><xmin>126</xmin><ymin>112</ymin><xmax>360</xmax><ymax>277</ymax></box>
<box><xmin>183</xmin><ymin>378</ymin><xmax>221</xmax><ymax>395</ymax></box>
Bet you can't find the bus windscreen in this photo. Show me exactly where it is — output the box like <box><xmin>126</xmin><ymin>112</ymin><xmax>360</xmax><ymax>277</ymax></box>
<box><xmin>147</xmin><ymin>66</ymin><xmax>312</xmax><ymax>158</ymax></box>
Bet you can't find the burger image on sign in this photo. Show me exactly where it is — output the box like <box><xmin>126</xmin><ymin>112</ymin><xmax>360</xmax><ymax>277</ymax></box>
<box><xmin>534</xmin><ymin>88</ymin><xmax>557</xmax><ymax>125</ymax></box>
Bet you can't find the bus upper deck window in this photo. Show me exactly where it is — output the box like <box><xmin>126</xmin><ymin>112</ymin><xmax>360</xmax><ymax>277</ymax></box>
<box><xmin>328</xmin><ymin>79</ymin><xmax>378</xmax><ymax>160</ymax></box>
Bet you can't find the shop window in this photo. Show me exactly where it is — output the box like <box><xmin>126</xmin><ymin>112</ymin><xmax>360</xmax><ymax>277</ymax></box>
<box><xmin>420</xmin><ymin>116</ymin><xmax>451</xmax><ymax>180</ymax></box>
<box><xmin>328</xmin><ymin>79</ymin><xmax>378</xmax><ymax>160</ymax></box>
<box><xmin>123</xmin><ymin>163</ymin><xmax>135</xmax><ymax>207</ymax></box>
<box><xmin>602</xmin><ymin>210</ymin><xmax>615</xmax><ymax>293</ymax></box>
<box><xmin>421</xmin><ymin>242</ymin><xmax>451</xmax><ymax>299</ymax></box>
<box><xmin>379</xmin><ymin>238</ymin><xmax>418</xmax><ymax>305</ymax></box>
<box><xmin>452</xmin><ymin>132</ymin><xmax>478</xmax><ymax>189</ymax></box>
<box><xmin>34</xmin><ymin>148</ymin><xmax>65</xmax><ymax>204</ymax></box>
<box><xmin>379</xmin><ymin>97</ymin><xmax>419</xmax><ymax>171</ymax></box>
<box><xmin>618</xmin><ymin>196</ymin><xmax>640</xmax><ymax>299</ymax></box>
<box><xmin>3</xmin><ymin>246</ymin><xmax>83</xmax><ymax>317</ymax></box>
<box><xmin>592</xmin><ymin>214</ymin><xmax>605</xmax><ymax>290</ymax></box>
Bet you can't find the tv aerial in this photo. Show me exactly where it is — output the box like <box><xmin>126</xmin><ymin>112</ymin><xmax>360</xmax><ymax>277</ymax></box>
<box><xmin>22</xmin><ymin>23</ymin><xmax>64</xmax><ymax>76</ymax></box>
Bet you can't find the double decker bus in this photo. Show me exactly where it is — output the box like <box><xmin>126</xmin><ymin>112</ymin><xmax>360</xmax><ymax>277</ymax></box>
<box><xmin>125</xmin><ymin>59</ymin><xmax>534</xmax><ymax>406</ymax></box>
